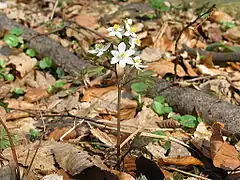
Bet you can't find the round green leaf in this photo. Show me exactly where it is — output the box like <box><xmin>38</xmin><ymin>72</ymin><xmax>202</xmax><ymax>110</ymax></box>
<box><xmin>39</xmin><ymin>57</ymin><xmax>52</xmax><ymax>69</ymax></box>
<box><xmin>0</xmin><ymin>59</ymin><xmax>5</xmax><ymax>68</ymax></box>
<box><xmin>10</xmin><ymin>27</ymin><xmax>24</xmax><ymax>36</ymax></box>
<box><xmin>180</xmin><ymin>115</ymin><xmax>197</xmax><ymax>128</ymax></box>
<box><xmin>3</xmin><ymin>34</ymin><xmax>19</xmax><ymax>47</ymax></box>
<box><xmin>13</xmin><ymin>88</ymin><xmax>25</xmax><ymax>95</ymax></box>
<box><xmin>131</xmin><ymin>82</ymin><xmax>148</xmax><ymax>94</ymax></box>
<box><xmin>26</xmin><ymin>49</ymin><xmax>36</xmax><ymax>57</ymax></box>
<box><xmin>154</xmin><ymin>96</ymin><xmax>165</xmax><ymax>104</ymax></box>
<box><xmin>56</xmin><ymin>68</ymin><xmax>65</xmax><ymax>77</ymax></box>
<box><xmin>54</xmin><ymin>81</ymin><xmax>65</xmax><ymax>88</ymax></box>
<box><xmin>4</xmin><ymin>74</ymin><xmax>14</xmax><ymax>81</ymax></box>
<box><xmin>152</xmin><ymin>101</ymin><xmax>165</xmax><ymax>115</ymax></box>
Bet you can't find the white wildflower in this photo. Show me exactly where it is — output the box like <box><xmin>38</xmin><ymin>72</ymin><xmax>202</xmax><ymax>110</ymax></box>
<box><xmin>124</xmin><ymin>20</ymin><xmax>137</xmax><ymax>37</ymax></box>
<box><xmin>133</xmin><ymin>56</ymin><xmax>147</xmax><ymax>70</ymax></box>
<box><xmin>107</xmin><ymin>24</ymin><xmax>123</xmax><ymax>39</ymax></box>
<box><xmin>88</xmin><ymin>43</ymin><xmax>111</xmax><ymax>56</ymax></box>
<box><xmin>110</xmin><ymin>42</ymin><xmax>135</xmax><ymax>68</ymax></box>
<box><xmin>129</xmin><ymin>37</ymin><xmax>141</xmax><ymax>49</ymax></box>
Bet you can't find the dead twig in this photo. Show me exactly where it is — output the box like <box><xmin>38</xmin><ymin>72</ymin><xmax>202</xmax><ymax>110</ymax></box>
<box><xmin>0</xmin><ymin>116</ymin><xmax>20</xmax><ymax>180</ymax></box>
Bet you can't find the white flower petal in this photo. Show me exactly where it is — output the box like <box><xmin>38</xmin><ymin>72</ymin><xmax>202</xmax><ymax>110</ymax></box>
<box><xmin>118</xmin><ymin>42</ymin><xmax>126</xmax><ymax>54</ymax></box>
<box><xmin>127</xmin><ymin>19</ymin><xmax>132</xmax><ymax>25</ymax></box>
<box><xmin>111</xmin><ymin>50</ymin><xmax>119</xmax><ymax>57</ymax></box>
<box><xmin>103</xmin><ymin>43</ymin><xmax>111</xmax><ymax>51</ymax></box>
<box><xmin>88</xmin><ymin>49</ymin><xmax>98</xmax><ymax>54</ymax></box>
<box><xmin>108</xmin><ymin>31</ymin><xmax>116</xmax><ymax>37</ymax></box>
<box><xmin>125</xmin><ymin>49</ymin><xmax>135</xmax><ymax>56</ymax></box>
<box><xmin>96</xmin><ymin>51</ymin><xmax>103</xmax><ymax>56</ymax></box>
<box><xmin>124</xmin><ymin>31</ymin><xmax>131</xmax><ymax>37</ymax></box>
<box><xmin>107</xmin><ymin>27</ymin><xmax>114</xmax><ymax>32</ymax></box>
<box><xmin>115</xmin><ymin>32</ymin><xmax>122</xmax><ymax>39</ymax></box>
<box><xmin>111</xmin><ymin>57</ymin><xmax>119</xmax><ymax>64</ymax></box>
<box><xmin>119</xmin><ymin>60</ymin><xmax>127</xmax><ymax>68</ymax></box>
<box><xmin>125</xmin><ymin>57</ymin><xmax>134</xmax><ymax>65</ymax></box>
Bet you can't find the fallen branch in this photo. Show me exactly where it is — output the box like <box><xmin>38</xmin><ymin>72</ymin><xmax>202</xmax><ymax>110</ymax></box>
<box><xmin>0</xmin><ymin>12</ymin><xmax>92</xmax><ymax>74</ymax></box>
<box><xmin>149</xmin><ymin>79</ymin><xmax>240</xmax><ymax>137</ymax></box>
<box><xmin>179</xmin><ymin>44</ymin><xmax>240</xmax><ymax>63</ymax></box>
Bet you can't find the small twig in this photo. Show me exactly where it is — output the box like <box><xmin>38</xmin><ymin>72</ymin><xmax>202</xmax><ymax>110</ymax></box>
<box><xmin>0</xmin><ymin>116</ymin><xmax>20</xmax><ymax>179</ymax></box>
<box><xmin>67</xmin><ymin>20</ymin><xmax>109</xmax><ymax>41</ymax></box>
<box><xmin>120</xmin><ymin>127</ymin><xmax>143</xmax><ymax>149</ymax></box>
<box><xmin>164</xmin><ymin>167</ymin><xmax>211</xmax><ymax>180</ymax></box>
<box><xmin>59</xmin><ymin>120</ymin><xmax>84</xmax><ymax>141</ymax></box>
<box><xmin>153</xmin><ymin>22</ymin><xmax>168</xmax><ymax>47</ymax></box>
<box><xmin>50</xmin><ymin>0</ymin><xmax>59</xmax><ymax>20</ymax></box>
<box><xmin>22</xmin><ymin>138</ymin><xmax>42</xmax><ymax>179</ymax></box>
<box><xmin>174</xmin><ymin>4</ymin><xmax>216</xmax><ymax>52</ymax></box>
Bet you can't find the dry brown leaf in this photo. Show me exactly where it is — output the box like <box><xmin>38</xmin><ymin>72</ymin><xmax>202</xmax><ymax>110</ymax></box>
<box><xmin>5</xmin><ymin>111</ymin><xmax>29</xmax><ymax>121</ymax></box>
<box><xmin>148</xmin><ymin>60</ymin><xmax>186</xmax><ymax>77</ymax></box>
<box><xmin>182</xmin><ymin>60</ymin><xmax>198</xmax><ymax>77</ymax></box>
<box><xmin>4</xmin><ymin>99</ymin><xmax>36</xmax><ymax>110</ymax></box>
<box><xmin>81</xmin><ymin>86</ymin><xmax>117</xmax><ymax>102</ymax></box>
<box><xmin>210</xmin><ymin>123</ymin><xmax>240</xmax><ymax>170</ymax></box>
<box><xmin>7</xmin><ymin>53</ymin><xmax>37</xmax><ymax>78</ymax></box>
<box><xmin>92</xmin><ymin>90</ymin><xmax>137</xmax><ymax>120</ymax></box>
<box><xmin>158</xmin><ymin>156</ymin><xmax>204</xmax><ymax>166</ymax></box>
<box><xmin>208</xmin><ymin>27</ymin><xmax>223</xmax><ymax>42</ymax></box>
<box><xmin>140</xmin><ymin>47</ymin><xmax>165</xmax><ymax>62</ymax></box>
<box><xmin>24</xmin><ymin>88</ymin><xmax>49</xmax><ymax>103</ymax></box>
<box><xmin>3</xmin><ymin>141</ymin><xmax>57</xmax><ymax>172</ymax></box>
<box><xmin>75</xmin><ymin>14</ymin><xmax>99</xmax><ymax>29</ymax></box>
<box><xmin>201</xmin><ymin>54</ymin><xmax>214</xmax><ymax>68</ymax></box>
<box><xmin>52</xmin><ymin>142</ymin><xmax>108</xmax><ymax>176</ymax></box>
<box><xmin>153</xmin><ymin>34</ymin><xmax>174</xmax><ymax>52</ymax></box>
<box><xmin>111</xmin><ymin>170</ymin><xmax>135</xmax><ymax>180</ymax></box>
<box><xmin>48</xmin><ymin>126</ymin><xmax>78</xmax><ymax>141</ymax></box>
<box><xmin>224</xmin><ymin>26</ymin><xmax>240</xmax><ymax>43</ymax></box>
<box><xmin>90</xmin><ymin>128</ymin><xmax>116</xmax><ymax>147</ymax></box>
<box><xmin>209</xmin><ymin>10</ymin><xmax>233</xmax><ymax>23</ymax></box>
<box><xmin>197</xmin><ymin>64</ymin><xmax>222</xmax><ymax>76</ymax></box>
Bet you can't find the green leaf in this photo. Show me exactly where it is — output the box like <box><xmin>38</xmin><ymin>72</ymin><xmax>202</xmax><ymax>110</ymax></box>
<box><xmin>220</xmin><ymin>21</ymin><xmax>236</xmax><ymax>31</ymax></box>
<box><xmin>0</xmin><ymin>99</ymin><xmax>9</xmax><ymax>112</ymax></box>
<box><xmin>56</xmin><ymin>67</ymin><xmax>65</xmax><ymax>77</ymax></box>
<box><xmin>162</xmin><ymin>106</ymin><xmax>173</xmax><ymax>114</ymax></box>
<box><xmin>10</xmin><ymin>27</ymin><xmax>24</xmax><ymax>36</ymax></box>
<box><xmin>152</xmin><ymin>130</ymin><xmax>167</xmax><ymax>142</ymax></box>
<box><xmin>13</xmin><ymin>88</ymin><xmax>25</xmax><ymax>95</ymax></box>
<box><xmin>131</xmin><ymin>82</ymin><xmax>149</xmax><ymax>94</ymax></box>
<box><xmin>54</xmin><ymin>81</ymin><xmax>65</xmax><ymax>88</ymax></box>
<box><xmin>149</xmin><ymin>0</ymin><xmax>170</xmax><ymax>11</ymax></box>
<box><xmin>47</xmin><ymin>85</ymin><xmax>53</xmax><ymax>93</ymax></box>
<box><xmin>3</xmin><ymin>34</ymin><xmax>19</xmax><ymax>47</ymax></box>
<box><xmin>29</xmin><ymin>128</ymin><xmax>40</xmax><ymax>141</ymax></box>
<box><xmin>170</xmin><ymin>114</ymin><xmax>182</xmax><ymax>121</ymax></box>
<box><xmin>39</xmin><ymin>57</ymin><xmax>52</xmax><ymax>69</ymax></box>
<box><xmin>152</xmin><ymin>101</ymin><xmax>165</xmax><ymax>115</ymax></box>
<box><xmin>4</xmin><ymin>73</ymin><xmax>14</xmax><ymax>81</ymax></box>
<box><xmin>180</xmin><ymin>115</ymin><xmax>198</xmax><ymax>128</ymax></box>
<box><xmin>154</xmin><ymin>96</ymin><xmax>165</xmax><ymax>104</ymax></box>
<box><xmin>0</xmin><ymin>59</ymin><xmax>5</xmax><ymax>68</ymax></box>
<box><xmin>26</xmin><ymin>49</ymin><xmax>36</xmax><ymax>57</ymax></box>
<box><xmin>162</xmin><ymin>141</ymin><xmax>171</xmax><ymax>151</ymax></box>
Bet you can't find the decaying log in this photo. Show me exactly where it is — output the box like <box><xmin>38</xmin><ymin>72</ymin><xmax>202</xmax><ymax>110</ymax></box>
<box><xmin>149</xmin><ymin>79</ymin><xmax>240</xmax><ymax>136</ymax></box>
<box><xmin>0</xmin><ymin>12</ymin><xmax>92</xmax><ymax>74</ymax></box>
<box><xmin>179</xmin><ymin>44</ymin><xmax>240</xmax><ymax>63</ymax></box>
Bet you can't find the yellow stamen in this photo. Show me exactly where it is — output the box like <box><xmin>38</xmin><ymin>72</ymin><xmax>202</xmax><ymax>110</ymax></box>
<box><xmin>130</xmin><ymin>27</ymin><xmax>136</xmax><ymax>33</ymax></box>
<box><xmin>113</xmin><ymin>24</ymin><xmax>120</xmax><ymax>30</ymax></box>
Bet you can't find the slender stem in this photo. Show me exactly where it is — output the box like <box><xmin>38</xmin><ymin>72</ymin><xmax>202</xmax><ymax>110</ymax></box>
<box><xmin>0</xmin><ymin>116</ymin><xmax>20</xmax><ymax>179</ymax></box>
<box><xmin>115</xmin><ymin>65</ymin><xmax>122</xmax><ymax>170</ymax></box>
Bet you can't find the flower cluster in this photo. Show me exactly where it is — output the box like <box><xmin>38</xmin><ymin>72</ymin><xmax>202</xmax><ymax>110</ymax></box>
<box><xmin>88</xmin><ymin>19</ymin><xmax>147</xmax><ymax>70</ymax></box>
